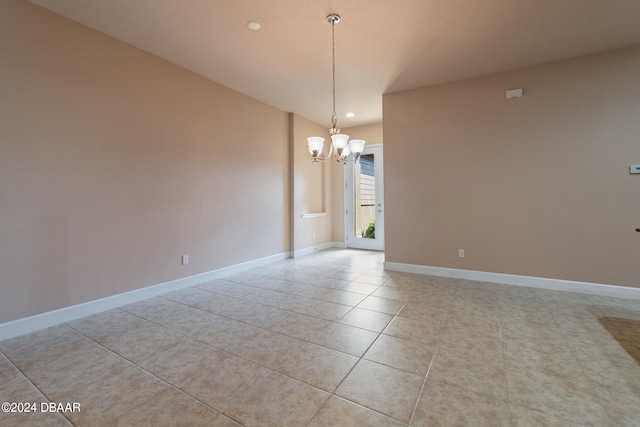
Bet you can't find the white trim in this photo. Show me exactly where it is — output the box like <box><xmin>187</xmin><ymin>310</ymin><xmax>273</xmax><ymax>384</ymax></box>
<box><xmin>0</xmin><ymin>252</ymin><xmax>291</xmax><ymax>341</ymax></box>
<box><xmin>384</xmin><ymin>262</ymin><xmax>640</xmax><ymax>300</ymax></box>
<box><xmin>292</xmin><ymin>241</ymin><xmax>342</xmax><ymax>258</ymax></box>
<box><xmin>301</xmin><ymin>213</ymin><xmax>328</xmax><ymax>218</ymax></box>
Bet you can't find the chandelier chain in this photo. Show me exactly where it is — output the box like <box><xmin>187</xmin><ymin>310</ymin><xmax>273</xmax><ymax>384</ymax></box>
<box><xmin>331</xmin><ymin>18</ymin><xmax>337</xmax><ymax>129</ymax></box>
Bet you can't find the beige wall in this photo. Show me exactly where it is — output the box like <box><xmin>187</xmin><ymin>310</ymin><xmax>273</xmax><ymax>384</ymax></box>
<box><xmin>331</xmin><ymin>123</ymin><xmax>383</xmax><ymax>242</ymax></box>
<box><xmin>384</xmin><ymin>46</ymin><xmax>640</xmax><ymax>288</ymax></box>
<box><xmin>291</xmin><ymin>114</ymin><xmax>334</xmax><ymax>252</ymax></box>
<box><xmin>0</xmin><ymin>1</ymin><xmax>291</xmax><ymax>323</ymax></box>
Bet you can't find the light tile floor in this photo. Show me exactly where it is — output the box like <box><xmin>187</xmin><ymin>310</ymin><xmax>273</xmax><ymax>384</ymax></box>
<box><xmin>1</xmin><ymin>249</ymin><xmax>640</xmax><ymax>426</ymax></box>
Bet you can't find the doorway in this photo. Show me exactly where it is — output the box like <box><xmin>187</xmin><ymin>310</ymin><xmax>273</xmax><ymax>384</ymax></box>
<box><xmin>345</xmin><ymin>144</ymin><xmax>384</xmax><ymax>250</ymax></box>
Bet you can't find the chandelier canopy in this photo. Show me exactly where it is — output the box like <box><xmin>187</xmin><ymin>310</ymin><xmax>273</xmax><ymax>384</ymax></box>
<box><xmin>307</xmin><ymin>14</ymin><xmax>365</xmax><ymax>164</ymax></box>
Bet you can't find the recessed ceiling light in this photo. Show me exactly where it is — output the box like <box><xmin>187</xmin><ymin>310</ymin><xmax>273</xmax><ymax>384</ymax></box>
<box><xmin>247</xmin><ymin>21</ymin><xmax>261</xmax><ymax>30</ymax></box>
<box><xmin>346</xmin><ymin>112</ymin><xmax>355</xmax><ymax>118</ymax></box>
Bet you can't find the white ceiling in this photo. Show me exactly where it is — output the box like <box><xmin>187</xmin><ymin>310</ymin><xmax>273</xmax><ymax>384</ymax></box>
<box><xmin>29</xmin><ymin>0</ymin><xmax>640</xmax><ymax>127</ymax></box>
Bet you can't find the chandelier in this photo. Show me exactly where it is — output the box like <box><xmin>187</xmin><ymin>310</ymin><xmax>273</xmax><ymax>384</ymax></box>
<box><xmin>307</xmin><ymin>14</ymin><xmax>365</xmax><ymax>164</ymax></box>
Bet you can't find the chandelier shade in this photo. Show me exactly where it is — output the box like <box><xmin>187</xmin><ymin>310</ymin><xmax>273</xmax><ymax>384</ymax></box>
<box><xmin>348</xmin><ymin>139</ymin><xmax>365</xmax><ymax>154</ymax></box>
<box><xmin>331</xmin><ymin>134</ymin><xmax>349</xmax><ymax>150</ymax></box>
<box><xmin>307</xmin><ymin>137</ymin><xmax>325</xmax><ymax>157</ymax></box>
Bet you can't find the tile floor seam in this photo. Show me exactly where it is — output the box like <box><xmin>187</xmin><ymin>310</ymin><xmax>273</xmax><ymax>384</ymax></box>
<box><xmin>117</xmin><ymin>302</ymin><xmax>390</xmax><ymax>401</ymax></box>
<box><xmin>498</xmin><ymin>302</ymin><xmax>513</xmax><ymax>424</ymax></box>
<box><xmin>408</xmin><ymin>285</ymin><xmax>458</xmax><ymax>426</ymax></box>
<box><xmin>549</xmin><ymin>306</ymin><xmax>617</xmax><ymax>397</ymax></box>
<box><xmin>0</xmin><ymin>348</ymin><xmax>78</xmax><ymax>426</ymax></box>
<box><xmin>509</xmin><ymin>404</ymin><xmax>577</xmax><ymax>426</ymax></box>
<box><xmin>570</xmin><ymin>356</ymin><xmax>632</xmax><ymax>425</ymax></box>
<box><xmin>313</xmin><ymin>304</ymin><xmax>412</xmax><ymax>425</ymax></box>
<box><xmin>502</xmin><ymin>299</ymin><xmax>616</xmax><ymax>425</ymax></box>
<box><xmin>25</xmin><ymin>323</ymin><xmax>168</xmax><ymax>426</ymax></box>
<box><xmin>218</xmin><ymin>368</ymin><xmax>329</xmax><ymax>426</ymax></box>
<box><xmin>305</xmin><ymin>396</ymin><xmax>409</xmax><ymax>427</ymax></box>
<box><xmin>223</xmin><ymin>275</ymin><xmax>347</xmax><ymax>295</ymax></box>
<box><xmin>407</xmin><ymin>342</ymin><xmax>440</xmax><ymax>426</ymax></box>
<box><xmin>329</xmin><ymin>317</ymin><xmax>390</xmax><ymax>388</ymax></box>
<box><xmin>502</xmin><ymin>366</ymin><xmax>615</xmax><ymax>426</ymax></box>
<box><xmin>187</xmin><ymin>281</ymin><xmax>371</xmax><ymax>318</ymax></box>
<box><xmin>115</xmin><ymin>379</ymin><xmax>243</xmax><ymax>426</ymax></box>
<box><xmin>107</xmin><ymin>311</ymin><xmax>298</xmax><ymax>378</ymax></box>
<box><xmin>65</xmin><ymin>320</ymin><xmax>251</xmax><ymax>425</ymax></box>
<box><xmin>156</xmin><ymin>294</ymin><xmax>288</xmax><ymax>334</ymax></box>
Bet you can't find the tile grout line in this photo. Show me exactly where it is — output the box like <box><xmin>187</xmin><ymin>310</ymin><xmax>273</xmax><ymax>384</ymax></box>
<box><xmin>153</xmin><ymin>287</ymin><xmax>389</xmax><ymax>359</ymax></box>
<box><xmin>64</xmin><ymin>320</ymin><xmax>246</xmax><ymax>426</ymax></box>
<box><xmin>116</xmin><ymin>274</ymin><xmax>421</xmax><ymax>424</ymax></box>
<box><xmin>500</xmin><ymin>293</ymin><xmax>617</xmax><ymax>425</ymax></box>
<box><xmin>309</xmin><ymin>271</ymin><xmax>408</xmax><ymax>424</ymax></box>
<box><xmin>497</xmin><ymin>297</ymin><xmax>512</xmax><ymax>424</ymax></box>
<box><xmin>408</xmin><ymin>283</ymin><xmax>458</xmax><ymax>426</ymax></box>
<box><xmin>546</xmin><ymin>301</ymin><xmax>618</xmax><ymax>425</ymax></box>
<box><xmin>306</xmin><ymin>296</ymin><xmax>412</xmax><ymax>426</ymax></box>
<box><xmin>0</xmin><ymin>346</ymin><xmax>78</xmax><ymax>427</ymax></box>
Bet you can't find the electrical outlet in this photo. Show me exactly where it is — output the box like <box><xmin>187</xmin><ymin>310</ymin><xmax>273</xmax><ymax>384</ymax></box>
<box><xmin>182</xmin><ymin>255</ymin><xmax>189</xmax><ymax>265</ymax></box>
<box><xmin>458</xmin><ymin>249</ymin><xmax>465</xmax><ymax>258</ymax></box>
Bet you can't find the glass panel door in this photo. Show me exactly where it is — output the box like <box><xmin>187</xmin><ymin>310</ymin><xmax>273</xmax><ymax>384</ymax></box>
<box><xmin>345</xmin><ymin>145</ymin><xmax>384</xmax><ymax>250</ymax></box>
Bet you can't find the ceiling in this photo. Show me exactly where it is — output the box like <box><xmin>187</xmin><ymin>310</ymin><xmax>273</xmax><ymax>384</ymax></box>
<box><xmin>29</xmin><ymin>0</ymin><xmax>640</xmax><ymax>127</ymax></box>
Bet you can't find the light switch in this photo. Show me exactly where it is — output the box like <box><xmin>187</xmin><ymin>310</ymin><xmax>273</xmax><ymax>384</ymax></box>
<box><xmin>630</xmin><ymin>165</ymin><xmax>640</xmax><ymax>174</ymax></box>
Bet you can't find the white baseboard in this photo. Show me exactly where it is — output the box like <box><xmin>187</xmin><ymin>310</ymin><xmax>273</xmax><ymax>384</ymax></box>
<box><xmin>293</xmin><ymin>241</ymin><xmax>345</xmax><ymax>258</ymax></box>
<box><xmin>384</xmin><ymin>262</ymin><xmax>640</xmax><ymax>300</ymax></box>
<box><xmin>0</xmin><ymin>251</ymin><xmax>291</xmax><ymax>341</ymax></box>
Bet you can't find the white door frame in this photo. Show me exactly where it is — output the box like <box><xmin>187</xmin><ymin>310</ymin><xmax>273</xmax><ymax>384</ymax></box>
<box><xmin>344</xmin><ymin>144</ymin><xmax>384</xmax><ymax>250</ymax></box>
